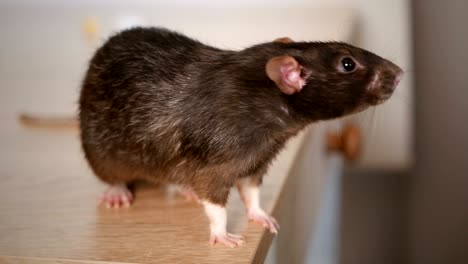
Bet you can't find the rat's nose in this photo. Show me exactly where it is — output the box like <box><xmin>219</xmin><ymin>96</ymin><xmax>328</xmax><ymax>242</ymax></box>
<box><xmin>366</xmin><ymin>62</ymin><xmax>403</xmax><ymax>105</ymax></box>
<box><xmin>393</xmin><ymin>69</ymin><xmax>404</xmax><ymax>88</ymax></box>
<box><xmin>366</xmin><ymin>68</ymin><xmax>403</xmax><ymax>105</ymax></box>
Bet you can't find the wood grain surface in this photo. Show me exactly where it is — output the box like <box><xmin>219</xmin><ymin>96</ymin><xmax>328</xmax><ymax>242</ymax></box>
<box><xmin>0</xmin><ymin>116</ymin><xmax>309</xmax><ymax>264</ymax></box>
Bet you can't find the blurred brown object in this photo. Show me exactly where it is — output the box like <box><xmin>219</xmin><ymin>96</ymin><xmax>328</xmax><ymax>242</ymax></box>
<box><xmin>326</xmin><ymin>123</ymin><xmax>361</xmax><ymax>161</ymax></box>
<box><xmin>18</xmin><ymin>113</ymin><xmax>78</xmax><ymax>130</ymax></box>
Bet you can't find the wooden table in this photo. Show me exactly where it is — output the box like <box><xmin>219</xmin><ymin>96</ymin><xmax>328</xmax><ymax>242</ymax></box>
<box><xmin>0</xmin><ymin>116</ymin><xmax>310</xmax><ymax>264</ymax></box>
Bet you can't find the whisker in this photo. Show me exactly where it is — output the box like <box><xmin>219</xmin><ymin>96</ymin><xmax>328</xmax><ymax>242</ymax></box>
<box><xmin>389</xmin><ymin>91</ymin><xmax>411</xmax><ymax>105</ymax></box>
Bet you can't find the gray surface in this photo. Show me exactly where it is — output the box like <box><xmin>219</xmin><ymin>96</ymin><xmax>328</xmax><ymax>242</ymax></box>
<box><xmin>339</xmin><ymin>169</ymin><xmax>409</xmax><ymax>264</ymax></box>
<box><xmin>410</xmin><ymin>1</ymin><xmax>468</xmax><ymax>263</ymax></box>
<box><xmin>306</xmin><ymin>155</ymin><xmax>343</xmax><ymax>264</ymax></box>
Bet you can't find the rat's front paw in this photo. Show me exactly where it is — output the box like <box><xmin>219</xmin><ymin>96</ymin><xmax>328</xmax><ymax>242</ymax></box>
<box><xmin>248</xmin><ymin>208</ymin><xmax>280</xmax><ymax>234</ymax></box>
<box><xmin>210</xmin><ymin>233</ymin><xmax>244</xmax><ymax>248</ymax></box>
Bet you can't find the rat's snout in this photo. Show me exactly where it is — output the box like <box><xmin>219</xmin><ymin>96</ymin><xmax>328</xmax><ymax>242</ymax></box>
<box><xmin>366</xmin><ymin>65</ymin><xmax>403</xmax><ymax>105</ymax></box>
<box><xmin>393</xmin><ymin>69</ymin><xmax>403</xmax><ymax>87</ymax></box>
<box><xmin>386</xmin><ymin>61</ymin><xmax>404</xmax><ymax>91</ymax></box>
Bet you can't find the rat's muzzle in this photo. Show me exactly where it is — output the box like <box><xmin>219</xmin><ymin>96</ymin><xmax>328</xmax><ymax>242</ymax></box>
<box><xmin>366</xmin><ymin>63</ymin><xmax>403</xmax><ymax>105</ymax></box>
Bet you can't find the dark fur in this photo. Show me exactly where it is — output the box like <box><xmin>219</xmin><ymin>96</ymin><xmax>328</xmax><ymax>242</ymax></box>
<box><xmin>79</xmin><ymin>27</ymin><xmax>401</xmax><ymax>205</ymax></box>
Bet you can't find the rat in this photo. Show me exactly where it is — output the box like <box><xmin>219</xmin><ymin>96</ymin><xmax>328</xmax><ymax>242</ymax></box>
<box><xmin>78</xmin><ymin>27</ymin><xmax>403</xmax><ymax>247</ymax></box>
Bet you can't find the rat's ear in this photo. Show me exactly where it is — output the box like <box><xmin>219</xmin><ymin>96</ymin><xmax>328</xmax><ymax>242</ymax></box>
<box><xmin>274</xmin><ymin>37</ymin><xmax>294</xmax><ymax>43</ymax></box>
<box><xmin>266</xmin><ymin>56</ymin><xmax>306</xmax><ymax>95</ymax></box>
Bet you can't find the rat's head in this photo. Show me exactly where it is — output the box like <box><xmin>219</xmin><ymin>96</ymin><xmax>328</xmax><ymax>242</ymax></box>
<box><xmin>266</xmin><ymin>42</ymin><xmax>403</xmax><ymax>120</ymax></box>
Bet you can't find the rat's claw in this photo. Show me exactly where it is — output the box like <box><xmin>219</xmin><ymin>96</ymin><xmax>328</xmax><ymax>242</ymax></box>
<box><xmin>120</xmin><ymin>194</ymin><xmax>131</xmax><ymax>207</ymax></box>
<box><xmin>210</xmin><ymin>233</ymin><xmax>245</xmax><ymax>248</ymax></box>
<box><xmin>227</xmin><ymin>233</ymin><xmax>244</xmax><ymax>240</ymax></box>
<box><xmin>99</xmin><ymin>184</ymin><xmax>133</xmax><ymax>209</ymax></box>
<box><xmin>248</xmin><ymin>208</ymin><xmax>280</xmax><ymax>234</ymax></box>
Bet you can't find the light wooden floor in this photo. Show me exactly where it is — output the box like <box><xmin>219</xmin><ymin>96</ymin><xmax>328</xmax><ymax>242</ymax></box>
<box><xmin>0</xmin><ymin>117</ymin><xmax>305</xmax><ymax>264</ymax></box>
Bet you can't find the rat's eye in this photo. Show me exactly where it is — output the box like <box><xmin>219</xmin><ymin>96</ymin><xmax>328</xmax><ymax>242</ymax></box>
<box><xmin>339</xmin><ymin>57</ymin><xmax>357</xmax><ymax>73</ymax></box>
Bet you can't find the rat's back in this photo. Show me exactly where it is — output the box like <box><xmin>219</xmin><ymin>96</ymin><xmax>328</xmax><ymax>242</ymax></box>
<box><xmin>78</xmin><ymin>27</ymin><xmax>222</xmax><ymax>183</ymax></box>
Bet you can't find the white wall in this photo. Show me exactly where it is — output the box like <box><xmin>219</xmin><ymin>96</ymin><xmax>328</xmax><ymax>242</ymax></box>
<box><xmin>0</xmin><ymin>0</ymin><xmax>412</xmax><ymax>169</ymax></box>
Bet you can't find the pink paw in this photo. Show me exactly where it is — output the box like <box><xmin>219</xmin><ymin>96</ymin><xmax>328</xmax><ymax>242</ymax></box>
<box><xmin>210</xmin><ymin>233</ymin><xmax>245</xmax><ymax>248</ymax></box>
<box><xmin>179</xmin><ymin>187</ymin><xmax>200</xmax><ymax>203</ymax></box>
<box><xmin>99</xmin><ymin>185</ymin><xmax>133</xmax><ymax>208</ymax></box>
<box><xmin>248</xmin><ymin>208</ymin><xmax>280</xmax><ymax>234</ymax></box>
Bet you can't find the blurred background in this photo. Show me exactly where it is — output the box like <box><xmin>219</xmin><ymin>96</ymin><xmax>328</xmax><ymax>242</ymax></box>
<box><xmin>0</xmin><ymin>0</ymin><xmax>466</xmax><ymax>264</ymax></box>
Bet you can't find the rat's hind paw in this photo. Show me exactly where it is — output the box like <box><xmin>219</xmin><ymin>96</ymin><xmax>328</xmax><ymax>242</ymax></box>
<box><xmin>209</xmin><ymin>233</ymin><xmax>245</xmax><ymax>248</ymax></box>
<box><xmin>99</xmin><ymin>184</ymin><xmax>133</xmax><ymax>209</ymax></box>
<box><xmin>248</xmin><ymin>208</ymin><xmax>280</xmax><ymax>234</ymax></box>
<box><xmin>178</xmin><ymin>186</ymin><xmax>200</xmax><ymax>203</ymax></box>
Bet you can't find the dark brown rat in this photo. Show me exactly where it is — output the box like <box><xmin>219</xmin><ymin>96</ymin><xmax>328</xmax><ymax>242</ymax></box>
<box><xmin>78</xmin><ymin>27</ymin><xmax>402</xmax><ymax>247</ymax></box>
